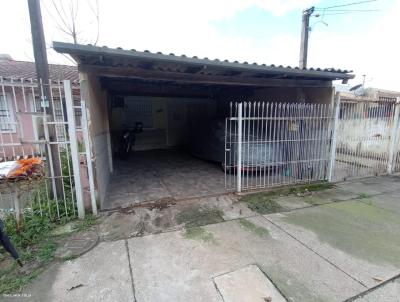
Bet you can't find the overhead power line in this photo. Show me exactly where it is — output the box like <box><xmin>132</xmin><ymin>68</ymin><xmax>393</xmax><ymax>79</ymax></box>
<box><xmin>314</xmin><ymin>10</ymin><xmax>380</xmax><ymax>16</ymax></box>
<box><xmin>315</xmin><ymin>0</ymin><xmax>378</xmax><ymax>10</ymax></box>
<box><xmin>313</xmin><ymin>12</ymin><xmax>378</xmax><ymax>18</ymax></box>
<box><xmin>315</xmin><ymin>9</ymin><xmax>380</xmax><ymax>12</ymax></box>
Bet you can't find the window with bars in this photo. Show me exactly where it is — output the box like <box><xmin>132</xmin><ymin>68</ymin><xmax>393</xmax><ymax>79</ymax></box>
<box><xmin>31</xmin><ymin>96</ymin><xmax>82</xmax><ymax>143</ymax></box>
<box><xmin>0</xmin><ymin>94</ymin><xmax>16</xmax><ymax>133</ymax></box>
<box><xmin>33</xmin><ymin>97</ymin><xmax>82</xmax><ymax>127</ymax></box>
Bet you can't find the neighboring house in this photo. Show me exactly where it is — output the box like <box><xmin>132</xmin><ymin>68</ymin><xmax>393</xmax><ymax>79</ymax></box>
<box><xmin>54</xmin><ymin>42</ymin><xmax>354</xmax><ymax>208</ymax></box>
<box><xmin>0</xmin><ymin>56</ymin><xmax>94</xmax><ymax>210</ymax></box>
<box><xmin>337</xmin><ymin>86</ymin><xmax>400</xmax><ymax>118</ymax></box>
<box><xmin>0</xmin><ymin>56</ymin><xmax>80</xmax><ymax>158</ymax></box>
<box><xmin>335</xmin><ymin>87</ymin><xmax>400</xmax><ymax>157</ymax></box>
<box><xmin>364</xmin><ymin>88</ymin><xmax>400</xmax><ymax>102</ymax></box>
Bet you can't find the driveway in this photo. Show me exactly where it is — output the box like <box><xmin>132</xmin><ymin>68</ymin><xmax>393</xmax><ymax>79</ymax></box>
<box><xmin>105</xmin><ymin>149</ymin><xmax>226</xmax><ymax>209</ymax></box>
<box><xmin>6</xmin><ymin>175</ymin><xmax>400</xmax><ymax>302</ymax></box>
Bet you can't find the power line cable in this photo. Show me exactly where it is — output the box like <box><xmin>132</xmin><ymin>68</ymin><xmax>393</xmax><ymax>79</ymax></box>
<box><xmin>314</xmin><ymin>9</ymin><xmax>379</xmax><ymax>12</ymax></box>
<box><xmin>315</xmin><ymin>11</ymin><xmax>380</xmax><ymax>16</ymax></box>
<box><xmin>315</xmin><ymin>0</ymin><xmax>378</xmax><ymax>10</ymax></box>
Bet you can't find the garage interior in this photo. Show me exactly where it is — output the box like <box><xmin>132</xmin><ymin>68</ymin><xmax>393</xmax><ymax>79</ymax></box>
<box><xmin>104</xmin><ymin>79</ymin><xmax>246</xmax><ymax>209</ymax></box>
<box><xmin>53</xmin><ymin>42</ymin><xmax>353</xmax><ymax>209</ymax></box>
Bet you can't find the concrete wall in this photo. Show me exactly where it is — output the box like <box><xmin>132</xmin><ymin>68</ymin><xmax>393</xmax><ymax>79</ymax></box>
<box><xmin>166</xmin><ymin>97</ymin><xmax>217</xmax><ymax>147</ymax></box>
<box><xmin>216</xmin><ymin>86</ymin><xmax>334</xmax><ymax>117</ymax></box>
<box><xmin>337</xmin><ymin>118</ymin><xmax>392</xmax><ymax>155</ymax></box>
<box><xmin>80</xmin><ymin>72</ymin><xmax>111</xmax><ymax>208</ymax></box>
<box><xmin>302</xmin><ymin>87</ymin><xmax>334</xmax><ymax>104</ymax></box>
<box><xmin>253</xmin><ymin>87</ymin><xmax>333</xmax><ymax>104</ymax></box>
<box><xmin>109</xmin><ymin>96</ymin><xmax>217</xmax><ymax>150</ymax></box>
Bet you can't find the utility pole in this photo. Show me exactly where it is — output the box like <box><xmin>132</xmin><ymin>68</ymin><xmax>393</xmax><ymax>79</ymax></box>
<box><xmin>299</xmin><ymin>7</ymin><xmax>314</xmax><ymax>69</ymax></box>
<box><xmin>27</xmin><ymin>0</ymin><xmax>63</xmax><ymax>198</ymax></box>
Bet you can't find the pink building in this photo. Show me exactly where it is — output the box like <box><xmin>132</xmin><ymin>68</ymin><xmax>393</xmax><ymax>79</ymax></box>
<box><xmin>0</xmin><ymin>56</ymin><xmax>80</xmax><ymax>158</ymax></box>
<box><xmin>0</xmin><ymin>56</ymin><xmax>92</xmax><ymax>209</ymax></box>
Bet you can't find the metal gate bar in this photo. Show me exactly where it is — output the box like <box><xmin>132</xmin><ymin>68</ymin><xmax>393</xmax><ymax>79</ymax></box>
<box><xmin>333</xmin><ymin>97</ymin><xmax>398</xmax><ymax>181</ymax></box>
<box><xmin>0</xmin><ymin>77</ymin><xmax>96</xmax><ymax>221</ymax></box>
<box><xmin>225</xmin><ymin>101</ymin><xmax>333</xmax><ymax>192</ymax></box>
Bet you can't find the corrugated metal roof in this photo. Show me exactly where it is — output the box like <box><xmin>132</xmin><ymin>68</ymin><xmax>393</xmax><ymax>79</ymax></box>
<box><xmin>0</xmin><ymin>59</ymin><xmax>79</xmax><ymax>83</ymax></box>
<box><xmin>53</xmin><ymin>42</ymin><xmax>354</xmax><ymax>82</ymax></box>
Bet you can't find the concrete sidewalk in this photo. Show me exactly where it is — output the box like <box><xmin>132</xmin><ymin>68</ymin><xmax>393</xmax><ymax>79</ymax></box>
<box><xmin>5</xmin><ymin>175</ymin><xmax>400</xmax><ymax>302</ymax></box>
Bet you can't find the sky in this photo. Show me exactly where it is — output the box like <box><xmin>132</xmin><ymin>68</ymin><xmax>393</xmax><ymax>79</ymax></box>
<box><xmin>1</xmin><ymin>0</ymin><xmax>399</xmax><ymax>90</ymax></box>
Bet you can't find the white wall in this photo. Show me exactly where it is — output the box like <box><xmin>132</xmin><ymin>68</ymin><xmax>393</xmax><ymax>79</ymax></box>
<box><xmin>80</xmin><ymin>72</ymin><xmax>111</xmax><ymax>208</ymax></box>
<box><xmin>337</xmin><ymin>118</ymin><xmax>392</xmax><ymax>154</ymax></box>
<box><xmin>109</xmin><ymin>96</ymin><xmax>217</xmax><ymax>150</ymax></box>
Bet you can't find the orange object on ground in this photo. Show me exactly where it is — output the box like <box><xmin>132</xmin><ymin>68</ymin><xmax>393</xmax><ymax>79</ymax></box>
<box><xmin>8</xmin><ymin>158</ymin><xmax>43</xmax><ymax>178</ymax></box>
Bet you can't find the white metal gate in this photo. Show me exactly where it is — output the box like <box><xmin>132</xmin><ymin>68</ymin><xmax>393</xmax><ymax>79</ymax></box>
<box><xmin>0</xmin><ymin>78</ymin><xmax>96</xmax><ymax>222</ymax></box>
<box><xmin>225</xmin><ymin>101</ymin><xmax>334</xmax><ymax>192</ymax></box>
<box><xmin>333</xmin><ymin>97</ymin><xmax>400</xmax><ymax>181</ymax></box>
<box><xmin>225</xmin><ymin>97</ymin><xmax>400</xmax><ymax>192</ymax></box>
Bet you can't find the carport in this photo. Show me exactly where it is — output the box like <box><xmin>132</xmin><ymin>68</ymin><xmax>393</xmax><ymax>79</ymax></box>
<box><xmin>53</xmin><ymin>42</ymin><xmax>353</xmax><ymax>209</ymax></box>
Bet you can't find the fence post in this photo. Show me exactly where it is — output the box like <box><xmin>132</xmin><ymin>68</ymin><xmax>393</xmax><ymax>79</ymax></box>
<box><xmin>64</xmin><ymin>80</ymin><xmax>85</xmax><ymax>219</ymax></box>
<box><xmin>81</xmin><ymin>100</ymin><xmax>97</xmax><ymax>215</ymax></box>
<box><xmin>327</xmin><ymin>93</ymin><xmax>341</xmax><ymax>182</ymax></box>
<box><xmin>236</xmin><ymin>103</ymin><xmax>242</xmax><ymax>193</ymax></box>
<box><xmin>387</xmin><ymin>97</ymin><xmax>400</xmax><ymax>174</ymax></box>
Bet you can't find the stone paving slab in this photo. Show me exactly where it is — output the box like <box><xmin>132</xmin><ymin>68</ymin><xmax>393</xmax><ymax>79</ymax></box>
<box><xmin>128</xmin><ymin>218</ymin><xmax>365</xmax><ymax>302</ymax></box>
<box><xmin>265</xmin><ymin>200</ymin><xmax>400</xmax><ymax>287</ymax></box>
<box><xmin>360</xmin><ymin>192</ymin><xmax>400</xmax><ymax>215</ymax></box>
<box><xmin>214</xmin><ymin>264</ymin><xmax>286</xmax><ymax>302</ymax></box>
<box><xmin>17</xmin><ymin>241</ymin><xmax>134</xmax><ymax>302</ymax></box>
<box><xmin>274</xmin><ymin>196</ymin><xmax>311</xmax><ymax>210</ymax></box>
<box><xmin>351</xmin><ymin>277</ymin><xmax>400</xmax><ymax>302</ymax></box>
<box><xmin>336</xmin><ymin>176</ymin><xmax>400</xmax><ymax>196</ymax></box>
<box><xmin>312</xmin><ymin>187</ymin><xmax>361</xmax><ymax>201</ymax></box>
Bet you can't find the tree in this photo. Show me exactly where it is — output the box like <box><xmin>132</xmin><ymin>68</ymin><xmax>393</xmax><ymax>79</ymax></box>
<box><xmin>44</xmin><ymin>0</ymin><xmax>100</xmax><ymax>45</ymax></box>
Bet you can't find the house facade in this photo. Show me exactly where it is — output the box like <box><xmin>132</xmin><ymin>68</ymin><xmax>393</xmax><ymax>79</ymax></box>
<box><xmin>53</xmin><ymin>42</ymin><xmax>354</xmax><ymax>209</ymax></box>
<box><xmin>0</xmin><ymin>57</ymin><xmax>94</xmax><ymax>211</ymax></box>
<box><xmin>0</xmin><ymin>57</ymin><xmax>80</xmax><ymax>159</ymax></box>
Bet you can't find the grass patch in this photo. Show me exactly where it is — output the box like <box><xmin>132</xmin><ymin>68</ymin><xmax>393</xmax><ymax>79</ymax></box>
<box><xmin>240</xmin><ymin>182</ymin><xmax>334</xmax><ymax>214</ymax></box>
<box><xmin>290</xmin><ymin>182</ymin><xmax>334</xmax><ymax>193</ymax></box>
<box><xmin>0</xmin><ymin>238</ymin><xmax>56</xmax><ymax>294</ymax></box>
<box><xmin>238</xmin><ymin>219</ymin><xmax>269</xmax><ymax>237</ymax></box>
<box><xmin>0</xmin><ymin>267</ymin><xmax>42</xmax><ymax>294</ymax></box>
<box><xmin>358</xmin><ymin>192</ymin><xmax>370</xmax><ymax>199</ymax></box>
<box><xmin>0</xmin><ymin>213</ymin><xmax>98</xmax><ymax>295</ymax></box>
<box><xmin>184</xmin><ymin>226</ymin><xmax>216</xmax><ymax>243</ymax></box>
<box><xmin>176</xmin><ymin>207</ymin><xmax>224</xmax><ymax>228</ymax></box>
<box><xmin>254</xmin><ymin>182</ymin><xmax>334</xmax><ymax>198</ymax></box>
<box><xmin>241</xmin><ymin>194</ymin><xmax>283</xmax><ymax>214</ymax></box>
<box><xmin>302</xmin><ymin>196</ymin><xmax>326</xmax><ymax>205</ymax></box>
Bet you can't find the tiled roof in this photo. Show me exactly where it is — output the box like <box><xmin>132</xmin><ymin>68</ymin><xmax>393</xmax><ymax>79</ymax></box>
<box><xmin>53</xmin><ymin>42</ymin><xmax>354</xmax><ymax>81</ymax></box>
<box><xmin>0</xmin><ymin>60</ymin><xmax>78</xmax><ymax>82</ymax></box>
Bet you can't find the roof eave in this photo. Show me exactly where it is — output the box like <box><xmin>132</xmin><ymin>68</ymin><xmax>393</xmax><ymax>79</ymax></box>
<box><xmin>53</xmin><ymin>41</ymin><xmax>354</xmax><ymax>81</ymax></box>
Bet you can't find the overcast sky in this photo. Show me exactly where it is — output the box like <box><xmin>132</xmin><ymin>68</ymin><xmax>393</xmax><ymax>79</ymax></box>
<box><xmin>1</xmin><ymin>0</ymin><xmax>399</xmax><ymax>90</ymax></box>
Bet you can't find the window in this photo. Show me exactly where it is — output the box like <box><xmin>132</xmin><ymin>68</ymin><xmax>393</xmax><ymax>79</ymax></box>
<box><xmin>0</xmin><ymin>94</ymin><xmax>16</xmax><ymax>133</ymax></box>
<box><xmin>125</xmin><ymin>98</ymin><xmax>153</xmax><ymax>128</ymax></box>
